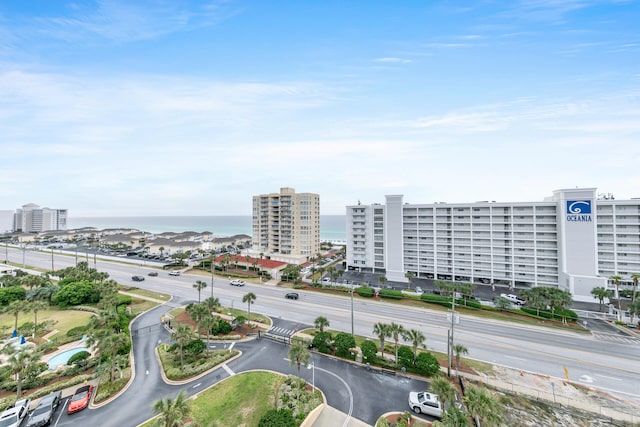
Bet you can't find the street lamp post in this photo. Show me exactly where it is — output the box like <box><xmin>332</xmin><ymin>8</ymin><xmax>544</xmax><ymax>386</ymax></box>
<box><xmin>51</xmin><ymin>248</ymin><xmax>54</xmax><ymax>272</ymax></box>
<box><xmin>210</xmin><ymin>260</ymin><xmax>215</xmax><ymax>298</ymax></box>
<box><xmin>22</xmin><ymin>245</ymin><xmax>26</xmax><ymax>268</ymax></box>
<box><xmin>447</xmin><ymin>292</ymin><xmax>457</xmax><ymax>378</ymax></box>
<box><xmin>350</xmin><ymin>287</ymin><xmax>354</xmax><ymax>337</ymax></box>
<box><xmin>307</xmin><ymin>360</ymin><xmax>315</xmax><ymax>393</ymax></box>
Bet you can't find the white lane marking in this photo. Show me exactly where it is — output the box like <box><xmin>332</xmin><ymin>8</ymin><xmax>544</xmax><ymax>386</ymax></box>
<box><xmin>223</xmin><ymin>364</ymin><xmax>235</xmax><ymax>376</ymax></box>
<box><xmin>228</xmin><ymin>342</ymin><xmax>235</xmax><ymax>350</ymax></box>
<box><xmin>595</xmin><ymin>374</ymin><xmax>622</xmax><ymax>382</ymax></box>
<box><xmin>503</xmin><ymin>355</ymin><xmax>527</xmax><ymax>362</ymax></box>
<box><xmin>193</xmin><ymin>382</ymin><xmax>201</xmax><ymax>388</ymax></box>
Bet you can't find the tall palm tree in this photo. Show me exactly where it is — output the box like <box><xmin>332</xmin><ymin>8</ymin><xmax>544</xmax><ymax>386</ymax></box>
<box><xmin>170</xmin><ymin>324</ymin><xmax>193</xmax><ymax>371</ymax></box>
<box><xmin>464</xmin><ymin>385</ymin><xmax>503</xmax><ymax>427</ymax></box>
<box><xmin>288</xmin><ymin>341</ymin><xmax>311</xmax><ymax>405</ymax></box>
<box><xmin>4</xmin><ymin>300</ymin><xmax>28</xmax><ymax>334</ymax></box>
<box><xmin>590</xmin><ymin>287</ymin><xmax>613</xmax><ymax>312</ymax></box>
<box><xmin>28</xmin><ymin>300</ymin><xmax>48</xmax><ymax>338</ymax></box>
<box><xmin>388</xmin><ymin>322</ymin><xmax>406</xmax><ymax>365</ymax></box>
<box><xmin>372</xmin><ymin>322</ymin><xmax>391</xmax><ymax>359</ymax></box>
<box><xmin>453</xmin><ymin>343</ymin><xmax>468</xmax><ymax>378</ymax></box>
<box><xmin>242</xmin><ymin>292</ymin><xmax>257</xmax><ymax>328</ymax></box>
<box><xmin>631</xmin><ymin>273</ymin><xmax>640</xmax><ymax>303</ymax></box>
<box><xmin>152</xmin><ymin>390</ymin><xmax>191</xmax><ymax>427</ymax></box>
<box><xmin>314</xmin><ymin>316</ymin><xmax>330</xmax><ymax>333</ymax></box>
<box><xmin>201</xmin><ymin>315</ymin><xmax>218</xmax><ymax>350</ymax></box>
<box><xmin>405</xmin><ymin>271</ymin><xmax>415</xmax><ymax>290</ymax></box>
<box><xmin>2</xmin><ymin>345</ymin><xmax>40</xmax><ymax>397</ymax></box>
<box><xmin>402</xmin><ymin>328</ymin><xmax>426</xmax><ymax>363</ymax></box>
<box><xmin>610</xmin><ymin>275</ymin><xmax>624</xmax><ymax>321</ymax></box>
<box><xmin>430</xmin><ymin>377</ymin><xmax>455</xmax><ymax>411</ymax></box>
<box><xmin>192</xmin><ymin>280</ymin><xmax>207</xmax><ymax>303</ymax></box>
<box><xmin>87</xmin><ymin>329</ymin><xmax>129</xmax><ymax>382</ymax></box>
<box><xmin>203</xmin><ymin>296</ymin><xmax>220</xmax><ymax>315</ymax></box>
<box><xmin>186</xmin><ymin>303</ymin><xmax>209</xmax><ymax>338</ymax></box>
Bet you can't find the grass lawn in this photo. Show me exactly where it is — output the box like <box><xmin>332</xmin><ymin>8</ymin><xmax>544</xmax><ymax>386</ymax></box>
<box><xmin>0</xmin><ymin>308</ymin><xmax>93</xmax><ymax>338</ymax></box>
<box><xmin>190</xmin><ymin>372</ymin><xmax>283</xmax><ymax>427</ymax></box>
<box><xmin>121</xmin><ymin>287</ymin><xmax>171</xmax><ymax>301</ymax></box>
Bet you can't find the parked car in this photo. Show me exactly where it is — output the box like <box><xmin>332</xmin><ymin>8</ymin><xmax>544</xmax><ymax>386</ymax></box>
<box><xmin>131</xmin><ymin>275</ymin><xmax>145</xmax><ymax>282</ymax></box>
<box><xmin>408</xmin><ymin>391</ymin><xmax>443</xmax><ymax>418</ymax></box>
<box><xmin>67</xmin><ymin>385</ymin><xmax>93</xmax><ymax>414</ymax></box>
<box><xmin>285</xmin><ymin>292</ymin><xmax>299</xmax><ymax>300</ymax></box>
<box><xmin>26</xmin><ymin>391</ymin><xmax>61</xmax><ymax>427</ymax></box>
<box><xmin>168</xmin><ymin>271</ymin><xmax>181</xmax><ymax>276</ymax></box>
<box><xmin>148</xmin><ymin>271</ymin><xmax>158</xmax><ymax>277</ymax></box>
<box><xmin>321</xmin><ymin>277</ymin><xmax>331</xmax><ymax>285</ymax></box>
<box><xmin>230</xmin><ymin>279</ymin><xmax>245</xmax><ymax>286</ymax></box>
<box><xmin>500</xmin><ymin>293</ymin><xmax>525</xmax><ymax>305</ymax></box>
<box><xmin>414</xmin><ymin>286</ymin><xmax>424</xmax><ymax>294</ymax></box>
<box><xmin>0</xmin><ymin>398</ymin><xmax>31</xmax><ymax>427</ymax></box>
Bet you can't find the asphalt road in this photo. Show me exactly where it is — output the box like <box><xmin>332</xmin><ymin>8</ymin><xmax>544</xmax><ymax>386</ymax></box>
<box><xmin>6</xmin><ymin>247</ymin><xmax>640</xmax><ymax>405</ymax></box>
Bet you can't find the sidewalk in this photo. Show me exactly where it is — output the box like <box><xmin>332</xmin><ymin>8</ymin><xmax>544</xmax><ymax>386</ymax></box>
<box><xmin>311</xmin><ymin>406</ymin><xmax>372</xmax><ymax>427</ymax></box>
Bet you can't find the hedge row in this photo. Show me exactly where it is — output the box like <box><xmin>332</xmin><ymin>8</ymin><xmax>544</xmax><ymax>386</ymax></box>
<box><xmin>419</xmin><ymin>293</ymin><xmax>482</xmax><ymax>309</ymax></box>
<box><xmin>520</xmin><ymin>306</ymin><xmax>578</xmax><ymax>322</ymax></box>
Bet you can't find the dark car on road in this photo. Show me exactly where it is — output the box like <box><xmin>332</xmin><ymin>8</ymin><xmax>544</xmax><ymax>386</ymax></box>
<box><xmin>148</xmin><ymin>271</ymin><xmax>158</xmax><ymax>277</ymax></box>
<box><xmin>26</xmin><ymin>391</ymin><xmax>61</xmax><ymax>427</ymax></box>
<box><xmin>131</xmin><ymin>276</ymin><xmax>145</xmax><ymax>282</ymax></box>
<box><xmin>285</xmin><ymin>292</ymin><xmax>299</xmax><ymax>300</ymax></box>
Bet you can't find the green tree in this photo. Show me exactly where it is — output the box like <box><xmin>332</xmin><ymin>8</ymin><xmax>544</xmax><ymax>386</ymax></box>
<box><xmin>2</xmin><ymin>345</ymin><xmax>40</xmax><ymax>397</ymax></box>
<box><xmin>203</xmin><ymin>296</ymin><xmax>220</xmax><ymax>315</ymax></box>
<box><xmin>610</xmin><ymin>275</ymin><xmax>624</xmax><ymax>321</ymax></box>
<box><xmin>288</xmin><ymin>341</ymin><xmax>311</xmax><ymax>405</ymax></box>
<box><xmin>402</xmin><ymin>328</ymin><xmax>426</xmax><ymax>363</ymax></box>
<box><xmin>87</xmin><ymin>329</ymin><xmax>129</xmax><ymax>382</ymax></box>
<box><xmin>464</xmin><ymin>385</ymin><xmax>503</xmax><ymax>427</ymax></box>
<box><xmin>378</xmin><ymin>275</ymin><xmax>388</xmax><ymax>287</ymax></box>
<box><xmin>453</xmin><ymin>343</ymin><xmax>468</xmax><ymax>378</ymax></box>
<box><xmin>388</xmin><ymin>322</ymin><xmax>406</xmax><ymax>365</ymax></box>
<box><xmin>493</xmin><ymin>296</ymin><xmax>511</xmax><ymax>311</ymax></box>
<box><xmin>545</xmin><ymin>288</ymin><xmax>573</xmax><ymax>319</ymax></box>
<box><xmin>28</xmin><ymin>300</ymin><xmax>48</xmax><ymax>337</ymax></box>
<box><xmin>314</xmin><ymin>316</ymin><xmax>330</xmax><ymax>333</ymax></box>
<box><xmin>152</xmin><ymin>390</ymin><xmax>191</xmax><ymax>427</ymax></box>
<box><xmin>186</xmin><ymin>303</ymin><xmax>209</xmax><ymax>338</ymax></box>
<box><xmin>631</xmin><ymin>273</ymin><xmax>640</xmax><ymax>303</ymax></box>
<box><xmin>0</xmin><ymin>286</ymin><xmax>27</xmax><ymax>306</ymax></box>
<box><xmin>201</xmin><ymin>315</ymin><xmax>218</xmax><ymax>349</ymax></box>
<box><xmin>373</xmin><ymin>322</ymin><xmax>391</xmax><ymax>358</ymax></box>
<box><xmin>170</xmin><ymin>324</ymin><xmax>193</xmax><ymax>371</ymax></box>
<box><xmin>591</xmin><ymin>287</ymin><xmax>614</xmax><ymax>312</ymax></box>
<box><xmin>415</xmin><ymin>352</ymin><xmax>441</xmax><ymax>376</ymax></box>
<box><xmin>405</xmin><ymin>271</ymin><xmax>415</xmax><ymax>290</ymax></box>
<box><xmin>334</xmin><ymin>332</ymin><xmax>356</xmax><ymax>357</ymax></box>
<box><xmin>242</xmin><ymin>292</ymin><xmax>257</xmax><ymax>328</ymax></box>
<box><xmin>430</xmin><ymin>377</ymin><xmax>455</xmax><ymax>410</ymax></box>
<box><xmin>360</xmin><ymin>340</ymin><xmax>378</xmax><ymax>363</ymax></box>
<box><xmin>433</xmin><ymin>405</ymin><xmax>469</xmax><ymax>427</ymax></box>
<box><xmin>192</xmin><ymin>280</ymin><xmax>207</xmax><ymax>303</ymax></box>
<box><xmin>98</xmin><ymin>279</ymin><xmax>120</xmax><ymax>313</ymax></box>
<box><xmin>628</xmin><ymin>298</ymin><xmax>640</xmax><ymax>325</ymax></box>
<box><xmin>4</xmin><ymin>300</ymin><xmax>28</xmax><ymax>333</ymax></box>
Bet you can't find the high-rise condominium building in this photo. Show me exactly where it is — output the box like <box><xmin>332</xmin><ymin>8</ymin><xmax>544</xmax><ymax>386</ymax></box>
<box><xmin>346</xmin><ymin>188</ymin><xmax>640</xmax><ymax>302</ymax></box>
<box><xmin>14</xmin><ymin>203</ymin><xmax>68</xmax><ymax>232</ymax></box>
<box><xmin>252</xmin><ymin>187</ymin><xmax>320</xmax><ymax>264</ymax></box>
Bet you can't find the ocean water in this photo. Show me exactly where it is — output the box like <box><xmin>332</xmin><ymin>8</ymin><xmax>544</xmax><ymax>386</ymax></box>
<box><xmin>68</xmin><ymin>215</ymin><xmax>347</xmax><ymax>241</ymax></box>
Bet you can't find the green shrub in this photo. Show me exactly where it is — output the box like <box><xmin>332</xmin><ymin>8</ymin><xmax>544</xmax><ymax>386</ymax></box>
<box><xmin>217</xmin><ymin>320</ymin><xmax>232</xmax><ymax>335</ymax></box>
<box><xmin>360</xmin><ymin>340</ymin><xmax>378</xmax><ymax>362</ymax></box>
<box><xmin>67</xmin><ymin>351</ymin><xmax>91</xmax><ymax>365</ymax></box>
<box><xmin>397</xmin><ymin>345</ymin><xmax>414</xmax><ymax>368</ymax></box>
<box><xmin>185</xmin><ymin>339</ymin><xmax>206</xmax><ymax>355</ymax></box>
<box><xmin>334</xmin><ymin>332</ymin><xmax>356</xmax><ymax>358</ymax></box>
<box><xmin>116</xmin><ymin>294</ymin><xmax>132</xmax><ymax>306</ymax></box>
<box><xmin>258</xmin><ymin>409</ymin><xmax>296</xmax><ymax>427</ymax></box>
<box><xmin>378</xmin><ymin>289</ymin><xmax>403</xmax><ymax>299</ymax></box>
<box><xmin>356</xmin><ymin>287</ymin><xmax>375</xmax><ymax>297</ymax></box>
<box><xmin>415</xmin><ymin>351</ymin><xmax>441</xmax><ymax>377</ymax></box>
<box><xmin>67</xmin><ymin>325</ymin><xmax>89</xmax><ymax>338</ymax></box>
<box><xmin>312</xmin><ymin>332</ymin><xmax>332</xmax><ymax>354</ymax></box>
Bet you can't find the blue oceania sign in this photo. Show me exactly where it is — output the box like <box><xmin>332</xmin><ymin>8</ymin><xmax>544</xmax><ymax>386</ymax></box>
<box><xmin>566</xmin><ymin>200</ymin><xmax>592</xmax><ymax>222</ymax></box>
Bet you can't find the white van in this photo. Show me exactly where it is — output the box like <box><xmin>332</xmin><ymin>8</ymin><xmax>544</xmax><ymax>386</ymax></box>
<box><xmin>500</xmin><ymin>293</ymin><xmax>525</xmax><ymax>305</ymax></box>
<box><xmin>408</xmin><ymin>391</ymin><xmax>443</xmax><ymax>418</ymax></box>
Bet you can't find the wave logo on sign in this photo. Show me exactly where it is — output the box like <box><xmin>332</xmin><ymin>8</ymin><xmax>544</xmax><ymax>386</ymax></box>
<box><xmin>566</xmin><ymin>200</ymin><xmax>592</xmax><ymax>222</ymax></box>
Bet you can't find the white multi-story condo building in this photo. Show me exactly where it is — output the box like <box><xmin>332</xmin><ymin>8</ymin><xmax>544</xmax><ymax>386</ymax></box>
<box><xmin>0</xmin><ymin>211</ymin><xmax>13</xmax><ymax>234</ymax></box>
<box><xmin>251</xmin><ymin>187</ymin><xmax>320</xmax><ymax>264</ymax></box>
<box><xmin>346</xmin><ymin>188</ymin><xmax>640</xmax><ymax>301</ymax></box>
<box><xmin>13</xmin><ymin>203</ymin><xmax>68</xmax><ymax>233</ymax></box>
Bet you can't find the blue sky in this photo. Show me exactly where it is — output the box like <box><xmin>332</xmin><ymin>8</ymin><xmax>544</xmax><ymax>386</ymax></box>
<box><xmin>1</xmin><ymin>0</ymin><xmax>639</xmax><ymax>216</ymax></box>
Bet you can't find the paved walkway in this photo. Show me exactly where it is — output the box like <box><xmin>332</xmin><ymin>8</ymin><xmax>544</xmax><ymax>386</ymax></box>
<box><xmin>311</xmin><ymin>406</ymin><xmax>372</xmax><ymax>427</ymax></box>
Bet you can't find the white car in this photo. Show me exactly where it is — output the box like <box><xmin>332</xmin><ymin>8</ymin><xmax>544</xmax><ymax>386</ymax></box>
<box><xmin>0</xmin><ymin>398</ymin><xmax>31</xmax><ymax>427</ymax></box>
<box><xmin>414</xmin><ymin>286</ymin><xmax>424</xmax><ymax>294</ymax></box>
<box><xmin>168</xmin><ymin>271</ymin><xmax>181</xmax><ymax>276</ymax></box>
<box><xmin>500</xmin><ymin>293</ymin><xmax>525</xmax><ymax>305</ymax></box>
<box><xmin>230</xmin><ymin>279</ymin><xmax>245</xmax><ymax>286</ymax></box>
<box><xmin>408</xmin><ymin>391</ymin><xmax>442</xmax><ymax>418</ymax></box>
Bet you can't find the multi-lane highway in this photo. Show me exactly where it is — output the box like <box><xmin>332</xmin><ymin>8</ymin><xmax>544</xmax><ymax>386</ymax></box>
<box><xmin>6</xmin><ymin>246</ymin><xmax>640</xmax><ymax>404</ymax></box>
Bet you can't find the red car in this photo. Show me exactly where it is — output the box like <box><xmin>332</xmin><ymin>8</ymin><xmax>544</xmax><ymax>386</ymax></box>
<box><xmin>67</xmin><ymin>385</ymin><xmax>93</xmax><ymax>414</ymax></box>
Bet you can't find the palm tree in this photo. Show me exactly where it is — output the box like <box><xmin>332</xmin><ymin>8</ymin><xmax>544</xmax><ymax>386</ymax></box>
<box><xmin>159</xmin><ymin>246</ymin><xmax>165</xmax><ymax>258</ymax></box>
<box><xmin>610</xmin><ymin>275</ymin><xmax>624</xmax><ymax>321</ymax></box>
<box><xmin>464</xmin><ymin>385</ymin><xmax>503</xmax><ymax>427</ymax></box>
<box><xmin>186</xmin><ymin>303</ymin><xmax>209</xmax><ymax>338</ymax></box>
<box><xmin>402</xmin><ymin>328</ymin><xmax>426</xmax><ymax>363</ymax></box>
<box><xmin>28</xmin><ymin>300</ymin><xmax>48</xmax><ymax>338</ymax></box>
<box><xmin>631</xmin><ymin>273</ymin><xmax>640</xmax><ymax>303</ymax></box>
<box><xmin>152</xmin><ymin>390</ymin><xmax>191</xmax><ymax>427</ymax></box>
<box><xmin>288</xmin><ymin>341</ymin><xmax>311</xmax><ymax>405</ymax></box>
<box><xmin>314</xmin><ymin>316</ymin><xmax>330</xmax><ymax>333</ymax></box>
<box><xmin>430</xmin><ymin>377</ymin><xmax>455</xmax><ymax>411</ymax></box>
<box><xmin>433</xmin><ymin>405</ymin><xmax>469</xmax><ymax>427</ymax></box>
<box><xmin>203</xmin><ymin>296</ymin><xmax>220</xmax><ymax>315</ymax></box>
<box><xmin>170</xmin><ymin>324</ymin><xmax>193</xmax><ymax>371</ymax></box>
<box><xmin>4</xmin><ymin>300</ymin><xmax>28</xmax><ymax>334</ymax></box>
<box><xmin>242</xmin><ymin>292</ymin><xmax>257</xmax><ymax>328</ymax></box>
<box><xmin>591</xmin><ymin>287</ymin><xmax>613</xmax><ymax>312</ymax></box>
<box><xmin>87</xmin><ymin>329</ymin><xmax>129</xmax><ymax>382</ymax></box>
<box><xmin>373</xmin><ymin>322</ymin><xmax>391</xmax><ymax>359</ymax></box>
<box><xmin>379</xmin><ymin>275</ymin><xmax>388</xmax><ymax>288</ymax></box>
<box><xmin>388</xmin><ymin>322</ymin><xmax>406</xmax><ymax>365</ymax></box>
<box><xmin>192</xmin><ymin>280</ymin><xmax>207</xmax><ymax>303</ymax></box>
<box><xmin>453</xmin><ymin>343</ymin><xmax>468</xmax><ymax>378</ymax></box>
<box><xmin>405</xmin><ymin>271</ymin><xmax>415</xmax><ymax>290</ymax></box>
<box><xmin>2</xmin><ymin>346</ymin><xmax>40</xmax><ymax>397</ymax></box>
<box><xmin>201</xmin><ymin>315</ymin><xmax>218</xmax><ymax>350</ymax></box>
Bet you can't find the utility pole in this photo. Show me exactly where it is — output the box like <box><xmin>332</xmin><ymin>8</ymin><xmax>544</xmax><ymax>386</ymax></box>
<box><xmin>210</xmin><ymin>260</ymin><xmax>215</xmax><ymax>298</ymax></box>
<box><xmin>51</xmin><ymin>248</ymin><xmax>54</xmax><ymax>272</ymax></box>
<box><xmin>447</xmin><ymin>290</ymin><xmax>457</xmax><ymax>378</ymax></box>
<box><xmin>351</xmin><ymin>287</ymin><xmax>354</xmax><ymax>336</ymax></box>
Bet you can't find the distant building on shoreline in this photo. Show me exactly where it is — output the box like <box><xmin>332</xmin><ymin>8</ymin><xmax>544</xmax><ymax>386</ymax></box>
<box><xmin>11</xmin><ymin>203</ymin><xmax>68</xmax><ymax>233</ymax></box>
<box><xmin>251</xmin><ymin>187</ymin><xmax>320</xmax><ymax>264</ymax></box>
<box><xmin>346</xmin><ymin>188</ymin><xmax>640</xmax><ymax>302</ymax></box>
